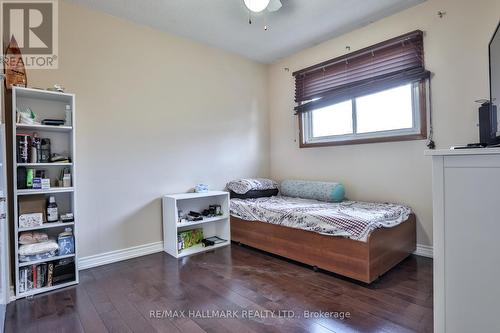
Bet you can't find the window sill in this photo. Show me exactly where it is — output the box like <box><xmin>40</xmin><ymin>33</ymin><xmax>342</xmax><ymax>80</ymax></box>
<box><xmin>300</xmin><ymin>133</ymin><xmax>427</xmax><ymax>148</ymax></box>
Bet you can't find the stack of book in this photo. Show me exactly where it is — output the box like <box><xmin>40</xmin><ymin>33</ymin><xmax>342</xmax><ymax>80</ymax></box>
<box><xmin>18</xmin><ymin>258</ymin><xmax>76</xmax><ymax>293</ymax></box>
<box><xmin>19</xmin><ymin>262</ymin><xmax>54</xmax><ymax>293</ymax></box>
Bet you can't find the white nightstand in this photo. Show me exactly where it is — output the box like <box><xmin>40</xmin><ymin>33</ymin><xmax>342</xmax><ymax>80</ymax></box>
<box><xmin>162</xmin><ymin>191</ymin><xmax>230</xmax><ymax>258</ymax></box>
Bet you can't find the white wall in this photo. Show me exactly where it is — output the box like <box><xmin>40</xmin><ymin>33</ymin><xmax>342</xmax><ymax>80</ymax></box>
<box><xmin>268</xmin><ymin>0</ymin><xmax>500</xmax><ymax>246</ymax></box>
<box><xmin>26</xmin><ymin>1</ymin><xmax>269</xmax><ymax>257</ymax></box>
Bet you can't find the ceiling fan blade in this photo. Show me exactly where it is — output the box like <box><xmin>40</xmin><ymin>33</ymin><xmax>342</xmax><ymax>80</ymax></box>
<box><xmin>267</xmin><ymin>0</ymin><xmax>282</xmax><ymax>12</ymax></box>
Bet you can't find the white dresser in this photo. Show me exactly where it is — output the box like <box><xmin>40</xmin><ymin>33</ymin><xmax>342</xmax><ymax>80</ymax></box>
<box><xmin>426</xmin><ymin>149</ymin><xmax>500</xmax><ymax>333</ymax></box>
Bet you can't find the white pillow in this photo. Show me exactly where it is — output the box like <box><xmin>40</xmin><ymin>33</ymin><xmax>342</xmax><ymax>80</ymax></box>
<box><xmin>227</xmin><ymin>178</ymin><xmax>278</xmax><ymax>194</ymax></box>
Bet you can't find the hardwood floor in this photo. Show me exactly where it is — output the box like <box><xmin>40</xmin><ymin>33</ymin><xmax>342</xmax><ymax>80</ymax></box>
<box><xmin>5</xmin><ymin>244</ymin><xmax>433</xmax><ymax>333</ymax></box>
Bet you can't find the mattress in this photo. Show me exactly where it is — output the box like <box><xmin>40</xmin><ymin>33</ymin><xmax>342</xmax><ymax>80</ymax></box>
<box><xmin>230</xmin><ymin>196</ymin><xmax>412</xmax><ymax>242</ymax></box>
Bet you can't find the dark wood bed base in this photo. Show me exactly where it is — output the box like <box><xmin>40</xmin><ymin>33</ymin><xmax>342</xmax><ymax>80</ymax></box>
<box><xmin>231</xmin><ymin>214</ymin><xmax>416</xmax><ymax>283</ymax></box>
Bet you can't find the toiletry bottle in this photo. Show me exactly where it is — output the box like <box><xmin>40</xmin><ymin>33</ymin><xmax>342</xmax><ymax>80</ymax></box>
<box><xmin>58</xmin><ymin>227</ymin><xmax>75</xmax><ymax>255</ymax></box>
<box><xmin>26</xmin><ymin>168</ymin><xmax>34</xmax><ymax>188</ymax></box>
<box><xmin>31</xmin><ymin>133</ymin><xmax>41</xmax><ymax>163</ymax></box>
<box><xmin>47</xmin><ymin>196</ymin><xmax>59</xmax><ymax>222</ymax></box>
<box><xmin>65</xmin><ymin>105</ymin><xmax>72</xmax><ymax>126</ymax></box>
<box><xmin>62</xmin><ymin>168</ymin><xmax>71</xmax><ymax>187</ymax></box>
<box><xmin>16</xmin><ymin>134</ymin><xmax>30</xmax><ymax>163</ymax></box>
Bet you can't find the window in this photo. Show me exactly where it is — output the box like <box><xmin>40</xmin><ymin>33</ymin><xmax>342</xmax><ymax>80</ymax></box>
<box><xmin>311</xmin><ymin>100</ymin><xmax>353</xmax><ymax>137</ymax></box>
<box><xmin>303</xmin><ymin>82</ymin><xmax>425</xmax><ymax>145</ymax></box>
<box><xmin>293</xmin><ymin>30</ymin><xmax>430</xmax><ymax>147</ymax></box>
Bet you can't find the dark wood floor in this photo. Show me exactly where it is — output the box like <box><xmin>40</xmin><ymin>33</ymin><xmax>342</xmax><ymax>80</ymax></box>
<box><xmin>5</xmin><ymin>244</ymin><xmax>433</xmax><ymax>333</ymax></box>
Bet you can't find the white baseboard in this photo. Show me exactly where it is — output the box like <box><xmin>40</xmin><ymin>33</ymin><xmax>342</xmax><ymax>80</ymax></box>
<box><xmin>414</xmin><ymin>244</ymin><xmax>433</xmax><ymax>258</ymax></box>
<box><xmin>78</xmin><ymin>241</ymin><xmax>163</xmax><ymax>270</ymax></box>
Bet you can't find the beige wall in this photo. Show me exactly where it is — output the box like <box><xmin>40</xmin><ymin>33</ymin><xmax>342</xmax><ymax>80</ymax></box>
<box><xmin>268</xmin><ymin>0</ymin><xmax>500</xmax><ymax>246</ymax></box>
<box><xmin>26</xmin><ymin>1</ymin><xmax>269</xmax><ymax>257</ymax></box>
<box><xmin>22</xmin><ymin>0</ymin><xmax>499</xmax><ymax>257</ymax></box>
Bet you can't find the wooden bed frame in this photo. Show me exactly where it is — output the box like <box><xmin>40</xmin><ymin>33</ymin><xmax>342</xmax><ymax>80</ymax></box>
<box><xmin>231</xmin><ymin>214</ymin><xmax>416</xmax><ymax>283</ymax></box>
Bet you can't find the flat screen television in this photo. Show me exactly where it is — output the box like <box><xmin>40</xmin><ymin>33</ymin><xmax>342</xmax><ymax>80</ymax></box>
<box><xmin>489</xmin><ymin>21</ymin><xmax>500</xmax><ymax>144</ymax></box>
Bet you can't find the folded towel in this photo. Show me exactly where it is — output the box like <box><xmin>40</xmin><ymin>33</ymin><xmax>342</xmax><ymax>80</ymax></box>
<box><xmin>19</xmin><ymin>231</ymin><xmax>49</xmax><ymax>245</ymax></box>
<box><xmin>19</xmin><ymin>232</ymin><xmax>34</xmax><ymax>245</ymax></box>
<box><xmin>18</xmin><ymin>239</ymin><xmax>59</xmax><ymax>256</ymax></box>
<box><xmin>33</xmin><ymin>231</ymin><xmax>48</xmax><ymax>242</ymax></box>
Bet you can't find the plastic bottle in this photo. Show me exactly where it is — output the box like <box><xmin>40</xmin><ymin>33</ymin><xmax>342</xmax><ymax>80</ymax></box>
<box><xmin>65</xmin><ymin>105</ymin><xmax>72</xmax><ymax>126</ymax></box>
<box><xmin>26</xmin><ymin>168</ymin><xmax>34</xmax><ymax>188</ymax></box>
<box><xmin>30</xmin><ymin>133</ymin><xmax>40</xmax><ymax>163</ymax></box>
<box><xmin>58</xmin><ymin>227</ymin><xmax>75</xmax><ymax>255</ymax></box>
<box><xmin>47</xmin><ymin>196</ymin><xmax>58</xmax><ymax>222</ymax></box>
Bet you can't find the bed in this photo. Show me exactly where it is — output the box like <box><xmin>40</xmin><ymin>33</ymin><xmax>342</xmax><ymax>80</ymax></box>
<box><xmin>230</xmin><ymin>196</ymin><xmax>416</xmax><ymax>283</ymax></box>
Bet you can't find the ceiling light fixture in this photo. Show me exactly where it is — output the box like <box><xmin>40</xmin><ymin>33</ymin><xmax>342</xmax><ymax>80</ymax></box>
<box><xmin>244</xmin><ymin>0</ymin><xmax>271</xmax><ymax>13</ymax></box>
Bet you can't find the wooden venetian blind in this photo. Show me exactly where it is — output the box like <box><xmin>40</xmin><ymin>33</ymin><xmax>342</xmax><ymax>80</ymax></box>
<box><xmin>293</xmin><ymin>30</ymin><xmax>430</xmax><ymax>113</ymax></box>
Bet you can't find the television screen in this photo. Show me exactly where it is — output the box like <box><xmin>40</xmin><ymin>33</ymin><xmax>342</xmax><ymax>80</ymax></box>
<box><xmin>490</xmin><ymin>22</ymin><xmax>500</xmax><ymax>136</ymax></box>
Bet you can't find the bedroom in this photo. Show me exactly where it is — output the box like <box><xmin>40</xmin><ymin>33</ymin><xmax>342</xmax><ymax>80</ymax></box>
<box><xmin>0</xmin><ymin>0</ymin><xmax>499</xmax><ymax>332</ymax></box>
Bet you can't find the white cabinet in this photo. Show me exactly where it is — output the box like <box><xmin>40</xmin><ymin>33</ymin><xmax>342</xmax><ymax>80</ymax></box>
<box><xmin>427</xmin><ymin>149</ymin><xmax>500</xmax><ymax>333</ymax></box>
<box><xmin>162</xmin><ymin>191</ymin><xmax>230</xmax><ymax>258</ymax></box>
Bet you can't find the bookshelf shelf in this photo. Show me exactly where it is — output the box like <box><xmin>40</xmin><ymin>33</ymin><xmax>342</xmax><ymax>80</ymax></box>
<box><xmin>16</xmin><ymin>124</ymin><xmax>72</xmax><ymax>132</ymax></box>
<box><xmin>17</xmin><ymin>162</ymin><xmax>72</xmax><ymax>167</ymax></box>
<box><xmin>17</xmin><ymin>187</ymin><xmax>74</xmax><ymax>196</ymax></box>
<box><xmin>17</xmin><ymin>280</ymin><xmax>78</xmax><ymax>298</ymax></box>
<box><xmin>18</xmin><ymin>222</ymin><xmax>74</xmax><ymax>232</ymax></box>
<box><xmin>176</xmin><ymin>215</ymin><xmax>228</xmax><ymax>228</ymax></box>
<box><xmin>12</xmin><ymin>87</ymin><xmax>78</xmax><ymax>298</ymax></box>
<box><xmin>177</xmin><ymin>241</ymin><xmax>230</xmax><ymax>258</ymax></box>
<box><xmin>162</xmin><ymin>191</ymin><xmax>230</xmax><ymax>258</ymax></box>
<box><xmin>18</xmin><ymin>254</ymin><xmax>75</xmax><ymax>267</ymax></box>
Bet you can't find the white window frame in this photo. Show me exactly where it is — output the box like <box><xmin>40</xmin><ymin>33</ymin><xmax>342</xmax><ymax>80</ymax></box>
<box><xmin>302</xmin><ymin>82</ymin><xmax>424</xmax><ymax>145</ymax></box>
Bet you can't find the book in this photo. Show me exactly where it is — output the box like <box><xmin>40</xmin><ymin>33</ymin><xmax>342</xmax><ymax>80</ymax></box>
<box><xmin>36</xmin><ymin>265</ymin><xmax>41</xmax><ymax>288</ymax></box>
<box><xmin>33</xmin><ymin>265</ymin><xmax>37</xmax><ymax>289</ymax></box>
<box><xmin>39</xmin><ymin>264</ymin><xmax>47</xmax><ymax>288</ymax></box>
<box><xmin>178</xmin><ymin>229</ymin><xmax>203</xmax><ymax>250</ymax></box>
<box><xmin>19</xmin><ymin>268</ymin><xmax>27</xmax><ymax>293</ymax></box>
<box><xmin>47</xmin><ymin>263</ymin><xmax>54</xmax><ymax>287</ymax></box>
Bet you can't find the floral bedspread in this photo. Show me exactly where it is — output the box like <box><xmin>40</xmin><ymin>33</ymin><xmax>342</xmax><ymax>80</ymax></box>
<box><xmin>230</xmin><ymin>196</ymin><xmax>412</xmax><ymax>242</ymax></box>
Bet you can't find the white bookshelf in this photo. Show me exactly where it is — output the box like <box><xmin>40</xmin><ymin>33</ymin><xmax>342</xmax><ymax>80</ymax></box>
<box><xmin>162</xmin><ymin>191</ymin><xmax>230</xmax><ymax>258</ymax></box>
<box><xmin>12</xmin><ymin>87</ymin><xmax>78</xmax><ymax>298</ymax></box>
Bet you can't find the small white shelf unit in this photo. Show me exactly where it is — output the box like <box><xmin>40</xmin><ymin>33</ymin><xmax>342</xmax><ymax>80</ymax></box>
<box><xmin>162</xmin><ymin>191</ymin><xmax>230</xmax><ymax>258</ymax></box>
<box><xmin>12</xmin><ymin>87</ymin><xmax>78</xmax><ymax>298</ymax></box>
